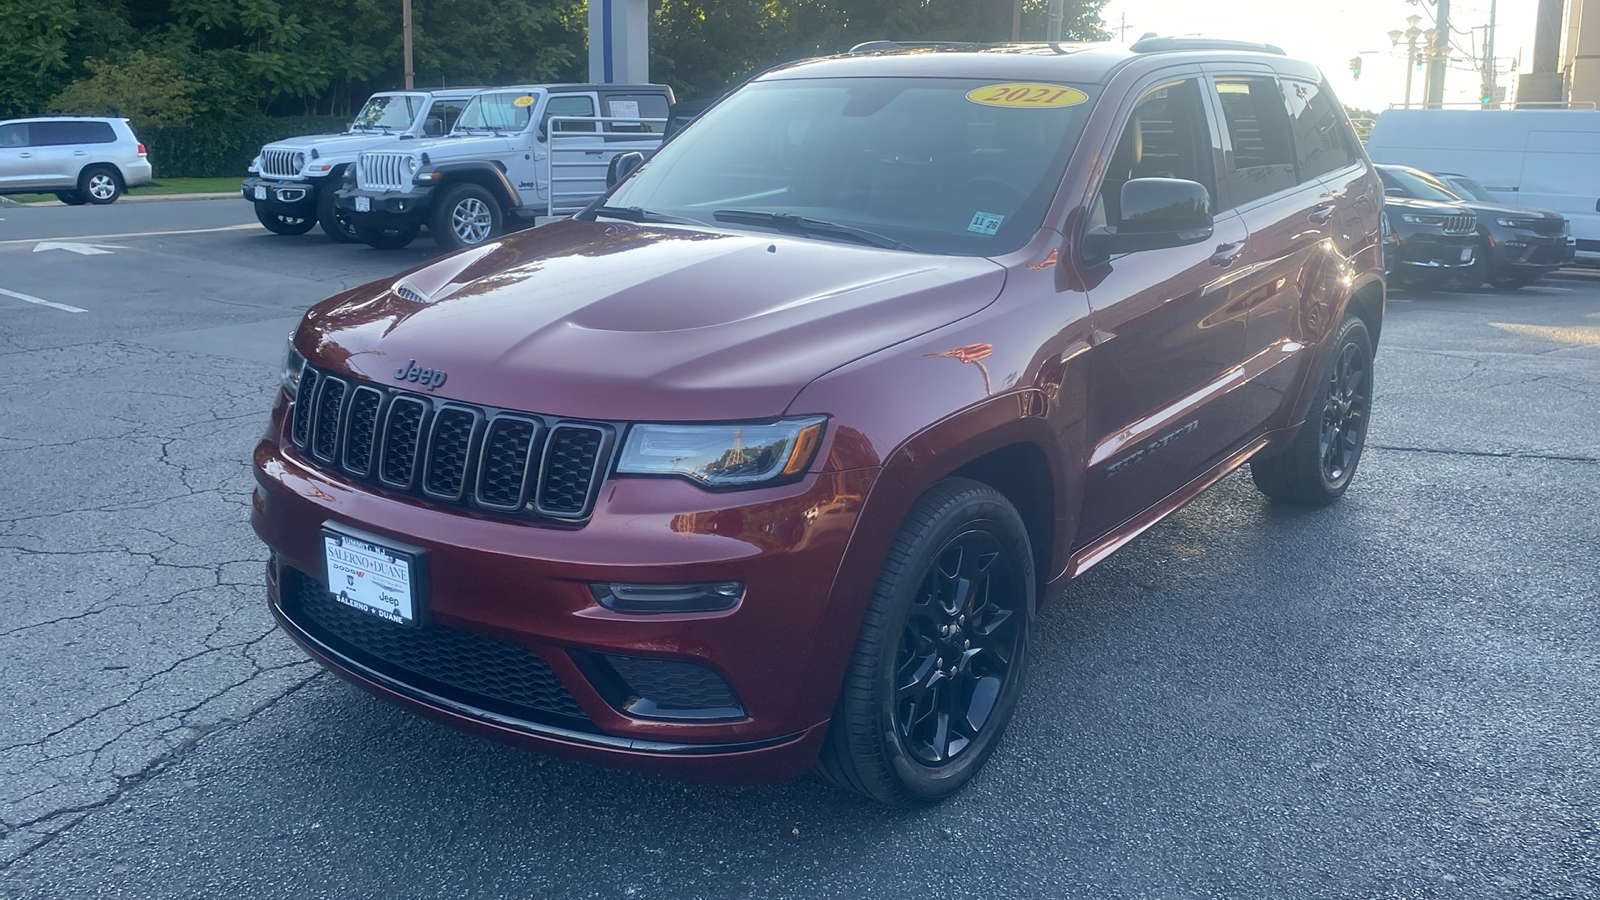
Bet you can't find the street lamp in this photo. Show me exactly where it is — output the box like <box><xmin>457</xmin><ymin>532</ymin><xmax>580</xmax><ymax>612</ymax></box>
<box><xmin>1390</xmin><ymin>16</ymin><xmax>1426</xmax><ymax>108</ymax></box>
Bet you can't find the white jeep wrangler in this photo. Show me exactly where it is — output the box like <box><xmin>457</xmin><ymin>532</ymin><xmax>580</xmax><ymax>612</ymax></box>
<box><xmin>242</xmin><ymin>89</ymin><xmax>481</xmax><ymax>241</ymax></box>
<box><xmin>336</xmin><ymin>84</ymin><xmax>672</xmax><ymax>250</ymax></box>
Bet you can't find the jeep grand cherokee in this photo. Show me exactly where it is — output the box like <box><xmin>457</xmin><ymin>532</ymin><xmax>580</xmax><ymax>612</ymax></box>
<box><xmin>251</xmin><ymin>37</ymin><xmax>1385</xmax><ymax>806</ymax></box>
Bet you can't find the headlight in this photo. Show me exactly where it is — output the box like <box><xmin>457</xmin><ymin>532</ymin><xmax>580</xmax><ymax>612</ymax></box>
<box><xmin>1496</xmin><ymin>217</ymin><xmax>1539</xmax><ymax>228</ymax></box>
<box><xmin>617</xmin><ymin>417</ymin><xmax>827</xmax><ymax>488</ymax></box>
<box><xmin>292</xmin><ymin>151</ymin><xmax>307</xmax><ymax>171</ymax></box>
<box><xmin>1400</xmin><ymin>213</ymin><xmax>1445</xmax><ymax>226</ymax></box>
<box><xmin>281</xmin><ymin>335</ymin><xmax>305</xmax><ymax>397</ymax></box>
<box><xmin>248</xmin><ymin>155</ymin><xmax>262</xmax><ymax>173</ymax></box>
<box><xmin>405</xmin><ymin>155</ymin><xmax>420</xmax><ymax>177</ymax></box>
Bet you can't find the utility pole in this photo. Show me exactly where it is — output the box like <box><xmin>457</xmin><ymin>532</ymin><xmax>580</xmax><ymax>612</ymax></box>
<box><xmin>1481</xmin><ymin>0</ymin><xmax>1498</xmax><ymax>106</ymax></box>
<box><xmin>1047</xmin><ymin>0</ymin><xmax>1064</xmax><ymax>42</ymax></box>
<box><xmin>402</xmin><ymin>0</ymin><xmax>414</xmax><ymax>89</ymax></box>
<box><xmin>1012</xmin><ymin>0</ymin><xmax>1021</xmax><ymax>41</ymax></box>
<box><xmin>1426</xmin><ymin>0</ymin><xmax>1450</xmax><ymax>107</ymax></box>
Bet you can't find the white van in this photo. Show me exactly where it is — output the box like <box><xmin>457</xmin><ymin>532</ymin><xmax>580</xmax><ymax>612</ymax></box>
<box><xmin>1365</xmin><ymin>108</ymin><xmax>1600</xmax><ymax>261</ymax></box>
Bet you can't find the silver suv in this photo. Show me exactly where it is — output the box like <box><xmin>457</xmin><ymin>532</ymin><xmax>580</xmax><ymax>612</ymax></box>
<box><xmin>0</xmin><ymin>117</ymin><xmax>152</xmax><ymax>204</ymax></box>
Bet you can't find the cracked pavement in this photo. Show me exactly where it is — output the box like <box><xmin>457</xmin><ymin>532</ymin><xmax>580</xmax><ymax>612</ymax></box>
<box><xmin>1</xmin><ymin>201</ymin><xmax>1597</xmax><ymax>898</ymax></box>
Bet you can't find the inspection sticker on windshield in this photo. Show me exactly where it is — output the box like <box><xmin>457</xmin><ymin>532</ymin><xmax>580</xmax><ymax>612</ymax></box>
<box><xmin>512</xmin><ymin>95</ymin><xmax>535</xmax><ymax>107</ymax></box>
<box><xmin>968</xmin><ymin>211</ymin><xmax>1005</xmax><ymax>235</ymax></box>
<box><xmin>967</xmin><ymin>83</ymin><xmax>1088</xmax><ymax>109</ymax></box>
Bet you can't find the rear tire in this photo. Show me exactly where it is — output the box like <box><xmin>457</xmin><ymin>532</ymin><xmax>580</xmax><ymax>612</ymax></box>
<box><xmin>429</xmin><ymin>183</ymin><xmax>502</xmax><ymax>251</ymax></box>
<box><xmin>1397</xmin><ymin>269</ymin><xmax>1446</xmax><ymax>293</ymax></box>
<box><xmin>353</xmin><ymin>219</ymin><xmax>420</xmax><ymax>250</ymax></box>
<box><xmin>79</xmin><ymin>166</ymin><xmax>122</xmax><ymax>204</ymax></box>
<box><xmin>816</xmin><ymin>478</ymin><xmax>1034</xmax><ymax>807</ymax></box>
<box><xmin>316</xmin><ymin>181</ymin><xmax>360</xmax><ymax>243</ymax></box>
<box><xmin>1250</xmin><ymin>315</ymin><xmax>1374</xmax><ymax>506</ymax></box>
<box><xmin>254</xmin><ymin>203</ymin><xmax>317</xmax><ymax>235</ymax></box>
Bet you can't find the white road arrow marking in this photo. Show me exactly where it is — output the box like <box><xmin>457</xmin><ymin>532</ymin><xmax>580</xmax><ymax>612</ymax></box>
<box><xmin>0</xmin><ymin>287</ymin><xmax>86</xmax><ymax>313</ymax></box>
<box><xmin>33</xmin><ymin>241</ymin><xmax>116</xmax><ymax>255</ymax></box>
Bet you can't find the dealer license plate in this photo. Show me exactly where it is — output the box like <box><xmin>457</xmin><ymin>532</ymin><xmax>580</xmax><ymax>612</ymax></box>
<box><xmin>254</xmin><ymin>186</ymin><xmax>267</xmax><ymax>200</ymax></box>
<box><xmin>322</xmin><ymin>529</ymin><xmax>418</xmax><ymax>625</ymax></box>
<box><xmin>355</xmin><ymin>196</ymin><xmax>371</xmax><ymax>213</ymax></box>
<box><xmin>1460</xmin><ymin>247</ymin><xmax>1473</xmax><ymax>263</ymax></box>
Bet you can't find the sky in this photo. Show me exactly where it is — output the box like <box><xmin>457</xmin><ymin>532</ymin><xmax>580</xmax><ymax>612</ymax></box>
<box><xmin>1096</xmin><ymin>0</ymin><xmax>1541</xmax><ymax>113</ymax></box>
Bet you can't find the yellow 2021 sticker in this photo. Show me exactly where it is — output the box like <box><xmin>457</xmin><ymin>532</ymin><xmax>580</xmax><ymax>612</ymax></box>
<box><xmin>512</xmin><ymin>95</ymin><xmax>535</xmax><ymax>108</ymax></box>
<box><xmin>966</xmin><ymin>83</ymin><xmax>1088</xmax><ymax>109</ymax></box>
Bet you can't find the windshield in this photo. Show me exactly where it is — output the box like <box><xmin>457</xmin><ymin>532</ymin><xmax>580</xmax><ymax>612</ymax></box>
<box><xmin>455</xmin><ymin>92</ymin><xmax>537</xmax><ymax>133</ymax></box>
<box><xmin>1380</xmin><ymin>166</ymin><xmax>1461</xmax><ymax>203</ymax></box>
<box><xmin>605</xmin><ymin>77</ymin><xmax>1100</xmax><ymax>256</ymax></box>
<box><xmin>1444</xmin><ymin>175</ymin><xmax>1498</xmax><ymax>202</ymax></box>
<box><xmin>351</xmin><ymin>94</ymin><xmax>421</xmax><ymax>131</ymax></box>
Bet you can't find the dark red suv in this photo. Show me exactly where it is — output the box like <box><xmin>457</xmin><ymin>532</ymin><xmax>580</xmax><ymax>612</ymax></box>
<box><xmin>252</xmin><ymin>38</ymin><xmax>1384</xmax><ymax>806</ymax></box>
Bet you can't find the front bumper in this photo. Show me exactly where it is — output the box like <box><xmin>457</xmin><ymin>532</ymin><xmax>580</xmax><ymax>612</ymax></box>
<box><xmin>250</xmin><ymin>394</ymin><xmax>879</xmax><ymax>781</ymax></box>
<box><xmin>242</xmin><ymin>176</ymin><xmax>321</xmax><ymax>214</ymax></box>
<box><xmin>335</xmin><ymin>185</ymin><xmax>436</xmax><ymax>224</ymax></box>
<box><xmin>1395</xmin><ymin>231</ymin><xmax>1478</xmax><ymax>269</ymax></box>
<box><xmin>1483</xmin><ymin>230</ymin><xmax>1574</xmax><ymax>273</ymax></box>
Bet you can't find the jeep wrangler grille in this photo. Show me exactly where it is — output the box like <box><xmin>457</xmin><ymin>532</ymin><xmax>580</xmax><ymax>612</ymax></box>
<box><xmin>260</xmin><ymin>149</ymin><xmax>304</xmax><ymax>179</ymax></box>
<box><xmin>358</xmin><ymin>152</ymin><xmax>410</xmax><ymax>191</ymax></box>
<box><xmin>289</xmin><ymin>362</ymin><xmax>615</xmax><ymax>522</ymax></box>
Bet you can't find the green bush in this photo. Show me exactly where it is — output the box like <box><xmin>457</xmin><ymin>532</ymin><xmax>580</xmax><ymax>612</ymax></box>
<box><xmin>141</xmin><ymin>115</ymin><xmax>351</xmax><ymax>178</ymax></box>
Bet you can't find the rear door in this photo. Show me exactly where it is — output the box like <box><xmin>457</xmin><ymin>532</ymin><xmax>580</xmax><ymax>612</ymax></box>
<box><xmin>1076</xmin><ymin>73</ymin><xmax>1252</xmax><ymax>543</ymax></box>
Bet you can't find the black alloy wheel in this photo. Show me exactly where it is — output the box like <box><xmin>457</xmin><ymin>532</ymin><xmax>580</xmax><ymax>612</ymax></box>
<box><xmin>316</xmin><ymin>180</ymin><xmax>360</xmax><ymax>243</ymax></box>
<box><xmin>1250</xmin><ymin>314</ymin><xmax>1374</xmax><ymax>505</ymax></box>
<box><xmin>254</xmin><ymin>203</ymin><xmax>317</xmax><ymax>235</ymax></box>
<box><xmin>817</xmin><ymin>478</ymin><xmax>1034</xmax><ymax>806</ymax></box>
<box><xmin>893</xmin><ymin>528</ymin><xmax>1026</xmax><ymax>767</ymax></box>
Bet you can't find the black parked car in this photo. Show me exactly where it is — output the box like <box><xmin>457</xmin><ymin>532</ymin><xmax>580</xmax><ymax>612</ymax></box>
<box><xmin>1379</xmin><ymin>165</ymin><xmax>1572</xmax><ymax>290</ymax></box>
<box><xmin>1380</xmin><ymin>192</ymin><xmax>1480</xmax><ymax>292</ymax></box>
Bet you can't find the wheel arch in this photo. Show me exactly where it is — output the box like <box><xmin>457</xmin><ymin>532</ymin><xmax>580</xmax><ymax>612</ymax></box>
<box><xmin>78</xmin><ymin>162</ymin><xmax>125</xmax><ymax>185</ymax></box>
<box><xmin>431</xmin><ymin>163</ymin><xmax>520</xmax><ymax>210</ymax></box>
<box><xmin>1343</xmin><ymin>276</ymin><xmax>1385</xmax><ymax>346</ymax></box>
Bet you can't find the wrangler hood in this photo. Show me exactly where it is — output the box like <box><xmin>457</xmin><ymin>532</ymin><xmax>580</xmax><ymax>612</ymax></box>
<box><xmin>299</xmin><ymin>219</ymin><xmax>1007</xmax><ymax>421</ymax></box>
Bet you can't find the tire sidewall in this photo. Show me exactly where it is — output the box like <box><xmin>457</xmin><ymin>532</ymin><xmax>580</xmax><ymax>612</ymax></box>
<box><xmin>1312</xmin><ymin>317</ymin><xmax>1374</xmax><ymax>496</ymax></box>
<box><xmin>254</xmin><ymin>202</ymin><xmax>316</xmax><ymax>235</ymax></box>
<box><xmin>80</xmin><ymin>167</ymin><xmax>121</xmax><ymax>204</ymax></box>
<box><xmin>316</xmin><ymin>177</ymin><xmax>360</xmax><ymax>243</ymax></box>
<box><xmin>353</xmin><ymin>220</ymin><xmax>419</xmax><ymax>249</ymax></box>
<box><xmin>431</xmin><ymin>183</ymin><xmax>501</xmax><ymax>251</ymax></box>
<box><xmin>869</xmin><ymin>487</ymin><xmax>1035</xmax><ymax>802</ymax></box>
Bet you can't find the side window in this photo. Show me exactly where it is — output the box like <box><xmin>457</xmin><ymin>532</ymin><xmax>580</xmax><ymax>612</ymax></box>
<box><xmin>1281</xmin><ymin>79</ymin><xmax>1357</xmax><ymax>180</ymax></box>
<box><xmin>1211</xmin><ymin>76</ymin><xmax>1297</xmax><ymax>207</ymax></box>
<box><xmin>0</xmin><ymin>123</ymin><xmax>26</xmax><ymax>148</ymax></box>
<box><xmin>544</xmin><ymin>95</ymin><xmax>597</xmax><ymax>133</ymax></box>
<box><xmin>1097</xmin><ymin>78</ymin><xmax>1215</xmax><ymax>226</ymax></box>
<box><xmin>603</xmin><ymin>94</ymin><xmax>670</xmax><ymax>133</ymax></box>
<box><xmin>423</xmin><ymin>101</ymin><xmax>466</xmax><ymax>136</ymax></box>
<box><xmin>31</xmin><ymin>122</ymin><xmax>113</xmax><ymax>146</ymax></box>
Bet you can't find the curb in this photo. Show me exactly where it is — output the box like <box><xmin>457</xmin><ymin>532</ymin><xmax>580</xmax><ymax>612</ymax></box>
<box><xmin>16</xmin><ymin>192</ymin><xmax>240</xmax><ymax>208</ymax></box>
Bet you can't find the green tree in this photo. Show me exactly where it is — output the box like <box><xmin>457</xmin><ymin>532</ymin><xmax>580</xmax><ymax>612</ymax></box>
<box><xmin>50</xmin><ymin>51</ymin><xmax>201</xmax><ymax>129</ymax></box>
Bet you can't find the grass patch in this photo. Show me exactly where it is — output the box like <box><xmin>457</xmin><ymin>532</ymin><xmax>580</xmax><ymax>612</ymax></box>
<box><xmin>5</xmin><ymin>176</ymin><xmax>245</xmax><ymax>204</ymax></box>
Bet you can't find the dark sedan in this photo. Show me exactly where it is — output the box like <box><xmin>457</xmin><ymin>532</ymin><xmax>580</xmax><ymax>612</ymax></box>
<box><xmin>1379</xmin><ymin>165</ymin><xmax>1572</xmax><ymax>289</ymax></box>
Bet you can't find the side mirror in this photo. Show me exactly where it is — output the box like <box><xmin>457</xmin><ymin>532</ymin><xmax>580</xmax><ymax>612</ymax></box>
<box><xmin>1082</xmin><ymin>178</ymin><xmax>1214</xmax><ymax>264</ymax></box>
<box><xmin>607</xmin><ymin>151</ymin><xmax>646</xmax><ymax>188</ymax></box>
<box><xmin>1384</xmin><ymin>186</ymin><xmax>1404</xmax><ymax>195</ymax></box>
<box><xmin>423</xmin><ymin>117</ymin><xmax>443</xmax><ymax>136</ymax></box>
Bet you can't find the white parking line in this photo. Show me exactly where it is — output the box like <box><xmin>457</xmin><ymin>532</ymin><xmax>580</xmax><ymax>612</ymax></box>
<box><xmin>0</xmin><ymin>287</ymin><xmax>87</xmax><ymax>313</ymax></box>
<box><xmin>0</xmin><ymin>223</ymin><xmax>258</xmax><ymax>247</ymax></box>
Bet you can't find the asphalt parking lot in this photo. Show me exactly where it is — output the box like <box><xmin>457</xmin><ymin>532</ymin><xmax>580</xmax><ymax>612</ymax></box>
<box><xmin>1</xmin><ymin>198</ymin><xmax>1597</xmax><ymax>899</ymax></box>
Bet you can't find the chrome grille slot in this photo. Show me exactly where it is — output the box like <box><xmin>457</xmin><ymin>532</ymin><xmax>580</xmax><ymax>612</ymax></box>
<box><xmin>285</xmin><ymin>362</ymin><xmax>613</xmax><ymax>522</ymax></box>
<box><xmin>1443</xmin><ymin>214</ymin><xmax>1477</xmax><ymax>236</ymax></box>
<box><xmin>358</xmin><ymin>152</ymin><xmax>409</xmax><ymax>191</ymax></box>
<box><xmin>261</xmin><ymin>149</ymin><xmax>302</xmax><ymax>178</ymax></box>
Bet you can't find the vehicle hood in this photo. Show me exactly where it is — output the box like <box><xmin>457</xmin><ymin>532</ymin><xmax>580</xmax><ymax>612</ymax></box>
<box><xmin>1383</xmin><ymin>196</ymin><xmax>1471</xmax><ymax>214</ymax></box>
<box><xmin>1455</xmin><ymin>201</ymin><xmax>1565</xmax><ymax>220</ymax></box>
<box><xmin>385</xmin><ymin>132</ymin><xmax>521</xmax><ymax>159</ymax></box>
<box><xmin>262</xmin><ymin>132</ymin><xmax>399</xmax><ymax>154</ymax></box>
<box><xmin>299</xmin><ymin>220</ymin><xmax>1007</xmax><ymax>421</ymax></box>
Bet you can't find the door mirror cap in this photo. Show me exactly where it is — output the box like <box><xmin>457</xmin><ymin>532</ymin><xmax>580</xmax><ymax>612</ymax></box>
<box><xmin>607</xmin><ymin>151</ymin><xmax>646</xmax><ymax>188</ymax></box>
<box><xmin>1082</xmin><ymin>178</ymin><xmax>1214</xmax><ymax>264</ymax></box>
<box><xmin>1384</xmin><ymin>186</ymin><xmax>1405</xmax><ymax>195</ymax></box>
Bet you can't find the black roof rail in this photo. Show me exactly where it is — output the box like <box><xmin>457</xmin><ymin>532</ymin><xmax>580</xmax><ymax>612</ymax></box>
<box><xmin>1129</xmin><ymin>35</ymin><xmax>1285</xmax><ymax>55</ymax></box>
<box><xmin>847</xmin><ymin>40</ymin><xmax>980</xmax><ymax>53</ymax></box>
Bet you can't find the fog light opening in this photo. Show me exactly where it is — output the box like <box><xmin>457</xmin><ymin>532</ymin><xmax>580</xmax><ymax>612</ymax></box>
<box><xmin>591</xmin><ymin>582</ymin><xmax>743</xmax><ymax>613</ymax></box>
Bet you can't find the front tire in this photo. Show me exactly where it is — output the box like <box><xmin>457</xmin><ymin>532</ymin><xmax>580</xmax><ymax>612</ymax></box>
<box><xmin>1250</xmin><ymin>314</ymin><xmax>1374</xmax><ymax>506</ymax></box>
<box><xmin>316</xmin><ymin>181</ymin><xmax>360</xmax><ymax>243</ymax></box>
<box><xmin>254</xmin><ymin>203</ymin><xmax>317</xmax><ymax>235</ymax></box>
<box><xmin>55</xmin><ymin>190</ymin><xmax>89</xmax><ymax>206</ymax></box>
<box><xmin>429</xmin><ymin>183</ymin><xmax>502</xmax><ymax>251</ymax></box>
<box><xmin>353</xmin><ymin>219</ymin><xmax>421</xmax><ymax>249</ymax></box>
<box><xmin>817</xmin><ymin>478</ymin><xmax>1034</xmax><ymax>807</ymax></box>
<box><xmin>80</xmin><ymin>166</ymin><xmax>122</xmax><ymax>204</ymax></box>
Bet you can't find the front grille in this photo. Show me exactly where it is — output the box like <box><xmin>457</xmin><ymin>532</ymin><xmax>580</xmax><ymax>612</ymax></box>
<box><xmin>290</xmin><ymin>362</ymin><xmax>614</xmax><ymax>522</ymax></box>
<box><xmin>261</xmin><ymin>149</ymin><xmax>303</xmax><ymax>178</ymax></box>
<box><xmin>358</xmin><ymin>152</ymin><xmax>409</xmax><ymax>191</ymax></box>
<box><xmin>1529</xmin><ymin>218</ymin><xmax>1565</xmax><ymax>236</ymax></box>
<box><xmin>283</xmin><ymin>569</ymin><xmax>592</xmax><ymax>729</ymax></box>
<box><xmin>1443</xmin><ymin>214</ymin><xmax>1477</xmax><ymax>236</ymax></box>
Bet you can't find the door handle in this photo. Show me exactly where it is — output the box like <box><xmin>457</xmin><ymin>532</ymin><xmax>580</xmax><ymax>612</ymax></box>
<box><xmin>18</xmin><ymin>152</ymin><xmax>31</xmax><ymax>158</ymax></box>
<box><xmin>1208</xmin><ymin>241</ymin><xmax>1246</xmax><ymax>266</ymax></box>
<box><xmin>1309</xmin><ymin>203</ymin><xmax>1336</xmax><ymax>225</ymax></box>
<box><xmin>73</xmin><ymin>150</ymin><xmax>87</xmax><ymax>156</ymax></box>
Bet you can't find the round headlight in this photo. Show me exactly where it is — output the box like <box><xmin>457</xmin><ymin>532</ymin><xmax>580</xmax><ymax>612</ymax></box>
<box><xmin>405</xmin><ymin>156</ymin><xmax>420</xmax><ymax>176</ymax></box>
<box><xmin>292</xmin><ymin>151</ymin><xmax>307</xmax><ymax>170</ymax></box>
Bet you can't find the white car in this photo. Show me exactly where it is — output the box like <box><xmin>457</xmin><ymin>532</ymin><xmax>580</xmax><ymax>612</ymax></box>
<box><xmin>242</xmin><ymin>89</ymin><xmax>481</xmax><ymax>241</ymax></box>
<box><xmin>0</xmin><ymin>117</ymin><xmax>152</xmax><ymax>204</ymax></box>
<box><xmin>337</xmin><ymin>84</ymin><xmax>673</xmax><ymax>250</ymax></box>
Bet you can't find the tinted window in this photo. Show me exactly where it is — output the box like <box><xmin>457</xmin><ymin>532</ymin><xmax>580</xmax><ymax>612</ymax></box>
<box><xmin>1281</xmin><ymin>79</ymin><xmax>1357</xmax><ymax>179</ymax></box>
<box><xmin>1212</xmin><ymin>76</ymin><xmax>1297</xmax><ymax>207</ymax></box>
<box><xmin>604</xmin><ymin>94</ymin><xmax>670</xmax><ymax>133</ymax></box>
<box><xmin>544</xmin><ymin>94</ymin><xmax>597</xmax><ymax>133</ymax></box>
<box><xmin>422</xmin><ymin>100</ymin><xmax>467</xmax><ymax>136</ymax></box>
<box><xmin>605</xmin><ymin>77</ymin><xmax>1099</xmax><ymax>256</ymax></box>
<box><xmin>1445</xmin><ymin>175</ymin><xmax>1497</xmax><ymax>202</ymax></box>
<box><xmin>1378</xmin><ymin>166</ymin><xmax>1460</xmax><ymax>202</ymax></box>
<box><xmin>30</xmin><ymin>121</ymin><xmax>117</xmax><ymax>146</ymax></box>
<box><xmin>0</xmin><ymin>123</ymin><xmax>26</xmax><ymax>148</ymax></box>
<box><xmin>1098</xmin><ymin>79</ymin><xmax>1215</xmax><ymax>225</ymax></box>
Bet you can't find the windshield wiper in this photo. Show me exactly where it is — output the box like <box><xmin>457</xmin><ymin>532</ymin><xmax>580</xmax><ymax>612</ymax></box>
<box><xmin>588</xmin><ymin>205</ymin><xmax>707</xmax><ymax>226</ymax></box>
<box><xmin>711</xmin><ymin>209</ymin><xmax>913</xmax><ymax>251</ymax></box>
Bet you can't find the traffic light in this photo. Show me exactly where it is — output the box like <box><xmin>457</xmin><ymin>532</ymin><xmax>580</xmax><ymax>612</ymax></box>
<box><xmin>1350</xmin><ymin>56</ymin><xmax>1363</xmax><ymax>80</ymax></box>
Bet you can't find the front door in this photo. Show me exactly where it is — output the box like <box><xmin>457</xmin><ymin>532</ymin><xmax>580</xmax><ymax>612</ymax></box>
<box><xmin>1077</xmin><ymin>75</ymin><xmax>1252</xmax><ymax>544</ymax></box>
<box><xmin>0</xmin><ymin>123</ymin><xmax>30</xmax><ymax>189</ymax></box>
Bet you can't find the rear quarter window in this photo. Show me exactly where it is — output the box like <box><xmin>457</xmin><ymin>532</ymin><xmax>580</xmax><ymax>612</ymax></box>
<box><xmin>603</xmin><ymin>94</ymin><xmax>670</xmax><ymax>133</ymax></box>
<box><xmin>1281</xmin><ymin>79</ymin><xmax>1358</xmax><ymax>179</ymax></box>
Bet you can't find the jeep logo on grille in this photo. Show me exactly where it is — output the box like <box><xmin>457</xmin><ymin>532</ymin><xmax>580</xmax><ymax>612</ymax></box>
<box><xmin>394</xmin><ymin>359</ymin><xmax>447</xmax><ymax>391</ymax></box>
